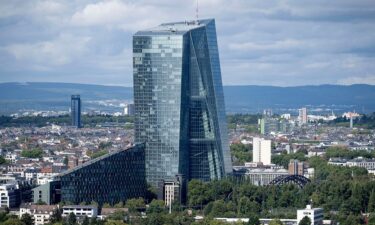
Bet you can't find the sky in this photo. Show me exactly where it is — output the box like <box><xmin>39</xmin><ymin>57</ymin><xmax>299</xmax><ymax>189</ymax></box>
<box><xmin>0</xmin><ymin>0</ymin><xmax>375</xmax><ymax>86</ymax></box>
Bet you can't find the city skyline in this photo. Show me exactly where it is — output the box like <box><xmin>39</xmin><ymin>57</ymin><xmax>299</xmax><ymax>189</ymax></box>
<box><xmin>0</xmin><ymin>0</ymin><xmax>374</xmax><ymax>86</ymax></box>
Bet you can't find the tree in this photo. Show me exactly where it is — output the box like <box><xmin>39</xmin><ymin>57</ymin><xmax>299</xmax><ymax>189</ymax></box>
<box><xmin>50</xmin><ymin>208</ymin><xmax>62</xmax><ymax>223</ymax></box>
<box><xmin>146</xmin><ymin>200</ymin><xmax>165</xmax><ymax>214</ymax></box>
<box><xmin>63</xmin><ymin>156</ymin><xmax>69</xmax><ymax>166</ymax></box>
<box><xmin>67</xmin><ymin>213</ymin><xmax>77</xmax><ymax>225</ymax></box>
<box><xmin>369</xmin><ymin>190</ymin><xmax>375</xmax><ymax>212</ymax></box>
<box><xmin>0</xmin><ymin>156</ymin><xmax>7</xmax><ymax>164</ymax></box>
<box><xmin>21</xmin><ymin>213</ymin><xmax>34</xmax><ymax>225</ymax></box>
<box><xmin>125</xmin><ymin>198</ymin><xmax>145</xmax><ymax>213</ymax></box>
<box><xmin>269</xmin><ymin>219</ymin><xmax>283</xmax><ymax>225</ymax></box>
<box><xmin>82</xmin><ymin>216</ymin><xmax>90</xmax><ymax>225</ymax></box>
<box><xmin>247</xmin><ymin>214</ymin><xmax>260</xmax><ymax>225</ymax></box>
<box><xmin>21</xmin><ymin>148</ymin><xmax>43</xmax><ymax>158</ymax></box>
<box><xmin>104</xmin><ymin>220</ymin><xmax>127</xmax><ymax>225</ymax></box>
<box><xmin>298</xmin><ymin>216</ymin><xmax>311</xmax><ymax>225</ymax></box>
<box><xmin>3</xmin><ymin>218</ymin><xmax>25</xmax><ymax>225</ymax></box>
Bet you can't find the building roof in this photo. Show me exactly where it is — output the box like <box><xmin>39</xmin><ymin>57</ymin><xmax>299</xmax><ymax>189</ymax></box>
<box><xmin>56</xmin><ymin>143</ymin><xmax>145</xmax><ymax>178</ymax></box>
<box><xmin>134</xmin><ymin>19</ymin><xmax>214</xmax><ymax>36</ymax></box>
<box><xmin>20</xmin><ymin>203</ymin><xmax>57</xmax><ymax>212</ymax></box>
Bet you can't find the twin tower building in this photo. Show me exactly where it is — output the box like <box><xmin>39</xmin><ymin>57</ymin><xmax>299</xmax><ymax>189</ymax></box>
<box><xmin>133</xmin><ymin>19</ymin><xmax>232</xmax><ymax>186</ymax></box>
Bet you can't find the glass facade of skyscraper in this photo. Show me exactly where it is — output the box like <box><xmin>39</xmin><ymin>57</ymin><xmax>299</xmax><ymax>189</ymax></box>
<box><xmin>71</xmin><ymin>95</ymin><xmax>81</xmax><ymax>128</ymax></box>
<box><xmin>58</xmin><ymin>144</ymin><xmax>146</xmax><ymax>206</ymax></box>
<box><xmin>133</xmin><ymin>19</ymin><xmax>232</xmax><ymax>186</ymax></box>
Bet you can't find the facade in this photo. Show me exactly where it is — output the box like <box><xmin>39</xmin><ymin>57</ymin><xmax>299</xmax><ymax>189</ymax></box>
<box><xmin>0</xmin><ymin>183</ymin><xmax>20</xmax><ymax>208</ymax></box>
<box><xmin>32</xmin><ymin>180</ymin><xmax>61</xmax><ymax>205</ymax></box>
<box><xmin>71</xmin><ymin>95</ymin><xmax>81</xmax><ymax>128</ymax></box>
<box><xmin>157</xmin><ymin>174</ymin><xmax>186</xmax><ymax>206</ymax></box>
<box><xmin>298</xmin><ymin>107</ymin><xmax>308</xmax><ymax>125</ymax></box>
<box><xmin>62</xmin><ymin>205</ymin><xmax>98</xmax><ymax>218</ymax></box>
<box><xmin>258</xmin><ymin>118</ymin><xmax>292</xmax><ymax>135</ymax></box>
<box><xmin>297</xmin><ymin>205</ymin><xmax>324</xmax><ymax>225</ymax></box>
<box><xmin>123</xmin><ymin>103</ymin><xmax>135</xmax><ymax>116</ymax></box>
<box><xmin>20</xmin><ymin>204</ymin><xmax>58</xmax><ymax>225</ymax></box>
<box><xmin>253</xmin><ymin>137</ymin><xmax>272</xmax><ymax>165</ymax></box>
<box><xmin>133</xmin><ymin>19</ymin><xmax>232</xmax><ymax>186</ymax></box>
<box><xmin>288</xmin><ymin>160</ymin><xmax>305</xmax><ymax>175</ymax></box>
<box><xmin>329</xmin><ymin>157</ymin><xmax>375</xmax><ymax>171</ymax></box>
<box><xmin>58</xmin><ymin>144</ymin><xmax>146</xmax><ymax>206</ymax></box>
<box><xmin>233</xmin><ymin>166</ymin><xmax>288</xmax><ymax>186</ymax></box>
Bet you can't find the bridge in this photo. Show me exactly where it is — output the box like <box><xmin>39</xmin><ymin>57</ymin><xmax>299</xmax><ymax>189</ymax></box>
<box><xmin>268</xmin><ymin>175</ymin><xmax>311</xmax><ymax>188</ymax></box>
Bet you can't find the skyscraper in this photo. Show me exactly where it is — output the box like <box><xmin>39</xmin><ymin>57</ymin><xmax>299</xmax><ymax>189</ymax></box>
<box><xmin>252</xmin><ymin>137</ymin><xmax>271</xmax><ymax>165</ymax></box>
<box><xmin>298</xmin><ymin>107</ymin><xmax>307</xmax><ymax>125</ymax></box>
<box><xmin>71</xmin><ymin>95</ymin><xmax>81</xmax><ymax>128</ymax></box>
<box><xmin>133</xmin><ymin>19</ymin><xmax>232</xmax><ymax>186</ymax></box>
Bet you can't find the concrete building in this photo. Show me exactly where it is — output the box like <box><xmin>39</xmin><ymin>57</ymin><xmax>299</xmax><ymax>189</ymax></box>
<box><xmin>62</xmin><ymin>205</ymin><xmax>98</xmax><ymax>218</ymax></box>
<box><xmin>233</xmin><ymin>166</ymin><xmax>288</xmax><ymax>186</ymax></box>
<box><xmin>32</xmin><ymin>180</ymin><xmax>61</xmax><ymax>205</ymax></box>
<box><xmin>158</xmin><ymin>174</ymin><xmax>186</xmax><ymax>207</ymax></box>
<box><xmin>0</xmin><ymin>183</ymin><xmax>20</xmax><ymax>208</ymax></box>
<box><xmin>297</xmin><ymin>205</ymin><xmax>324</xmax><ymax>225</ymax></box>
<box><xmin>253</xmin><ymin>137</ymin><xmax>272</xmax><ymax>165</ymax></box>
<box><xmin>288</xmin><ymin>160</ymin><xmax>305</xmax><ymax>175</ymax></box>
<box><xmin>298</xmin><ymin>108</ymin><xmax>308</xmax><ymax>125</ymax></box>
<box><xmin>123</xmin><ymin>103</ymin><xmax>135</xmax><ymax>116</ymax></box>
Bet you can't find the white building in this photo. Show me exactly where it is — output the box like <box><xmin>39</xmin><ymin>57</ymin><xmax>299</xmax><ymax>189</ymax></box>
<box><xmin>297</xmin><ymin>205</ymin><xmax>324</xmax><ymax>225</ymax></box>
<box><xmin>164</xmin><ymin>181</ymin><xmax>180</xmax><ymax>207</ymax></box>
<box><xmin>62</xmin><ymin>205</ymin><xmax>98</xmax><ymax>218</ymax></box>
<box><xmin>234</xmin><ymin>167</ymin><xmax>289</xmax><ymax>186</ymax></box>
<box><xmin>20</xmin><ymin>204</ymin><xmax>58</xmax><ymax>225</ymax></box>
<box><xmin>0</xmin><ymin>183</ymin><xmax>20</xmax><ymax>208</ymax></box>
<box><xmin>253</xmin><ymin>137</ymin><xmax>271</xmax><ymax>165</ymax></box>
<box><xmin>123</xmin><ymin>103</ymin><xmax>135</xmax><ymax>116</ymax></box>
<box><xmin>298</xmin><ymin>108</ymin><xmax>308</xmax><ymax>125</ymax></box>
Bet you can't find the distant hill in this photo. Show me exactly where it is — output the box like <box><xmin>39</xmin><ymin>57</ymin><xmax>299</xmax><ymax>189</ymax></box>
<box><xmin>0</xmin><ymin>82</ymin><xmax>374</xmax><ymax>114</ymax></box>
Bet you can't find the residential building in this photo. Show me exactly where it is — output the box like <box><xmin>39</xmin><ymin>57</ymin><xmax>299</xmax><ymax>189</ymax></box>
<box><xmin>253</xmin><ymin>137</ymin><xmax>272</xmax><ymax>165</ymax></box>
<box><xmin>0</xmin><ymin>183</ymin><xmax>20</xmax><ymax>208</ymax></box>
<box><xmin>71</xmin><ymin>95</ymin><xmax>82</xmax><ymax>128</ymax></box>
<box><xmin>297</xmin><ymin>205</ymin><xmax>324</xmax><ymax>225</ymax></box>
<box><xmin>20</xmin><ymin>204</ymin><xmax>58</xmax><ymax>225</ymax></box>
<box><xmin>133</xmin><ymin>19</ymin><xmax>232</xmax><ymax>186</ymax></box>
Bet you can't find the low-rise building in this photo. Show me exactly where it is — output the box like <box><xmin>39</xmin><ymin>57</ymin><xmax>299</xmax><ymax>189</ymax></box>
<box><xmin>297</xmin><ymin>205</ymin><xmax>324</xmax><ymax>225</ymax></box>
<box><xmin>19</xmin><ymin>204</ymin><xmax>58</xmax><ymax>225</ymax></box>
<box><xmin>233</xmin><ymin>165</ymin><xmax>289</xmax><ymax>186</ymax></box>
<box><xmin>62</xmin><ymin>205</ymin><xmax>98</xmax><ymax>218</ymax></box>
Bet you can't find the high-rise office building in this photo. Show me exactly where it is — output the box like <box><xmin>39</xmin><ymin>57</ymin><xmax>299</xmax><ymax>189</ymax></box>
<box><xmin>253</xmin><ymin>137</ymin><xmax>271</xmax><ymax>165</ymax></box>
<box><xmin>298</xmin><ymin>107</ymin><xmax>307</xmax><ymax>125</ymax></box>
<box><xmin>133</xmin><ymin>19</ymin><xmax>232</xmax><ymax>186</ymax></box>
<box><xmin>71</xmin><ymin>95</ymin><xmax>81</xmax><ymax>128</ymax></box>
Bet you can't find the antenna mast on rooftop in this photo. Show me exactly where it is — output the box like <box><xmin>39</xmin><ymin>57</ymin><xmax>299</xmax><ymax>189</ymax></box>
<box><xmin>196</xmin><ymin>0</ymin><xmax>199</xmax><ymax>21</ymax></box>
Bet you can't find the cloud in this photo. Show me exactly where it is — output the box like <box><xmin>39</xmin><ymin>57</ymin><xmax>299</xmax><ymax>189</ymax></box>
<box><xmin>5</xmin><ymin>34</ymin><xmax>91</xmax><ymax>66</ymax></box>
<box><xmin>338</xmin><ymin>75</ymin><xmax>375</xmax><ymax>85</ymax></box>
<box><xmin>0</xmin><ymin>0</ymin><xmax>374</xmax><ymax>86</ymax></box>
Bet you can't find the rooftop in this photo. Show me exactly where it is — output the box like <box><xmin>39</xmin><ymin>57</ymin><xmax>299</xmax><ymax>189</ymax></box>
<box><xmin>134</xmin><ymin>19</ymin><xmax>213</xmax><ymax>36</ymax></box>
